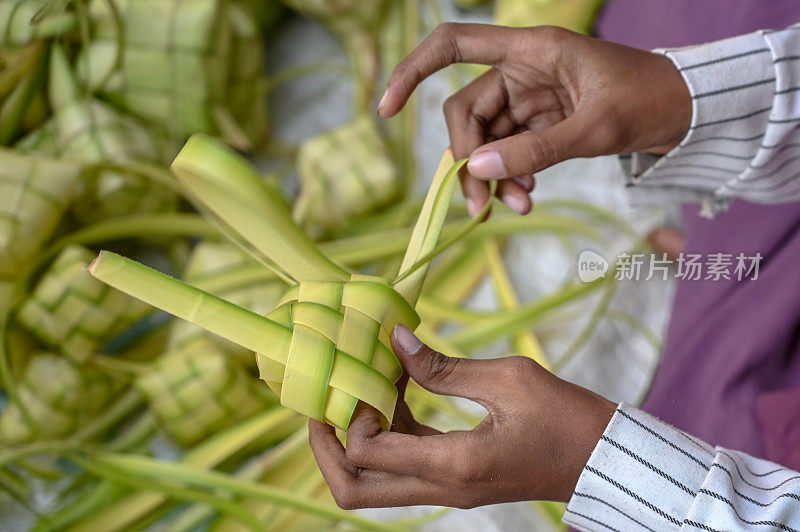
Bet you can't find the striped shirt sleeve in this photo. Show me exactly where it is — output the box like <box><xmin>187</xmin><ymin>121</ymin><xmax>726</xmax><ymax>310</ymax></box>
<box><xmin>564</xmin><ymin>403</ymin><xmax>800</xmax><ymax>531</ymax></box>
<box><xmin>625</xmin><ymin>24</ymin><xmax>800</xmax><ymax>217</ymax></box>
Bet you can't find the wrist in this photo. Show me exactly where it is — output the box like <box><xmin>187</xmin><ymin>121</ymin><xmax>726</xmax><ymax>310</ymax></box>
<box><xmin>553</xmin><ymin>392</ymin><xmax>616</xmax><ymax>501</ymax></box>
<box><xmin>647</xmin><ymin>53</ymin><xmax>692</xmax><ymax>154</ymax></box>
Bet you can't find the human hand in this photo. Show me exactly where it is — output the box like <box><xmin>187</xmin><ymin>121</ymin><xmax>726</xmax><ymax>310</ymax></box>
<box><xmin>308</xmin><ymin>324</ymin><xmax>616</xmax><ymax>509</ymax></box>
<box><xmin>378</xmin><ymin>23</ymin><xmax>692</xmax><ymax>217</ymax></box>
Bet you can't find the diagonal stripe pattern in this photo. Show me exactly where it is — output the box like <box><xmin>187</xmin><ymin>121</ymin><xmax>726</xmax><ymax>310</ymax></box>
<box><xmin>18</xmin><ymin>245</ymin><xmax>149</xmax><ymax>362</ymax></box>
<box><xmin>293</xmin><ymin>116</ymin><xmax>398</xmax><ymax>232</ymax></box>
<box><xmin>80</xmin><ymin>0</ymin><xmax>266</xmax><ymax>144</ymax></box>
<box><xmin>136</xmin><ymin>335</ymin><xmax>272</xmax><ymax>446</ymax></box>
<box><xmin>0</xmin><ymin>148</ymin><xmax>81</xmax><ymax>278</ymax></box>
<box><xmin>0</xmin><ymin>352</ymin><xmax>118</xmax><ymax>444</ymax></box>
<box><xmin>89</xmin><ymin>135</ymin><xmax>464</xmax><ymax>432</ymax></box>
<box><xmin>258</xmin><ymin>275</ymin><xmax>418</xmax><ymax>429</ymax></box>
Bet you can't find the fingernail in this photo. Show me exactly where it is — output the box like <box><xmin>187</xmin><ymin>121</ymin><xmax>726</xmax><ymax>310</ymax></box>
<box><xmin>377</xmin><ymin>89</ymin><xmax>388</xmax><ymax>111</ymax></box>
<box><xmin>466</xmin><ymin>197</ymin><xmax>481</xmax><ymax>218</ymax></box>
<box><xmin>502</xmin><ymin>193</ymin><xmax>527</xmax><ymax>215</ymax></box>
<box><xmin>393</xmin><ymin>324</ymin><xmax>423</xmax><ymax>355</ymax></box>
<box><xmin>467</xmin><ymin>151</ymin><xmax>506</xmax><ymax>179</ymax></box>
<box><xmin>513</xmin><ymin>175</ymin><xmax>534</xmax><ymax>191</ymax></box>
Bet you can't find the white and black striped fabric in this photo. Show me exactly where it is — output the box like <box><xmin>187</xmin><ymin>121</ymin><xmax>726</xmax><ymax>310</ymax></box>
<box><xmin>565</xmin><ymin>404</ymin><xmax>800</xmax><ymax>531</ymax></box>
<box><xmin>623</xmin><ymin>23</ymin><xmax>800</xmax><ymax>217</ymax></box>
<box><xmin>565</xmin><ymin>24</ymin><xmax>800</xmax><ymax>531</ymax></box>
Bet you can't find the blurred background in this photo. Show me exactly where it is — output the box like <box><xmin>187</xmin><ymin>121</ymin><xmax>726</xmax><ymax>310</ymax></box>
<box><xmin>0</xmin><ymin>0</ymin><xmax>678</xmax><ymax>530</ymax></box>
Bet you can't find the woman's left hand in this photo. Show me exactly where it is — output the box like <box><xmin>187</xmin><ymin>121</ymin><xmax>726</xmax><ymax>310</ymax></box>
<box><xmin>308</xmin><ymin>325</ymin><xmax>616</xmax><ymax>510</ymax></box>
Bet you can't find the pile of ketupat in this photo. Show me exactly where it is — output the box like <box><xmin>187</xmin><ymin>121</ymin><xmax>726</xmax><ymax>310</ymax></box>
<box><xmin>0</xmin><ymin>0</ymin><xmax>655</xmax><ymax>530</ymax></box>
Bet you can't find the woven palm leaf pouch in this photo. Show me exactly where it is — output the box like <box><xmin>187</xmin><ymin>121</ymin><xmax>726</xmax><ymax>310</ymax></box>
<box><xmin>89</xmin><ymin>134</ymin><xmax>486</xmax><ymax>431</ymax></box>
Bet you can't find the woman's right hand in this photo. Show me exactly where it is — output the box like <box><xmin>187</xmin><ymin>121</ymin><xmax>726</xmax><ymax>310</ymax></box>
<box><xmin>378</xmin><ymin>23</ymin><xmax>692</xmax><ymax>217</ymax></box>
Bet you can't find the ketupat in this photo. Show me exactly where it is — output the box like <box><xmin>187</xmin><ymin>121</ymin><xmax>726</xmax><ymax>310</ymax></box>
<box><xmin>80</xmin><ymin>0</ymin><xmax>268</xmax><ymax>147</ymax></box>
<box><xmin>0</xmin><ymin>41</ymin><xmax>48</xmax><ymax>144</ymax></box>
<box><xmin>0</xmin><ymin>147</ymin><xmax>82</xmax><ymax>279</ymax></box>
<box><xmin>293</xmin><ymin>115</ymin><xmax>399</xmax><ymax>233</ymax></box>
<box><xmin>88</xmin><ymin>134</ymin><xmax>482</xmax><ymax>431</ymax></box>
<box><xmin>16</xmin><ymin>43</ymin><xmax>177</xmax><ymax>223</ymax></box>
<box><xmin>17</xmin><ymin>245</ymin><xmax>149</xmax><ymax>363</ymax></box>
<box><xmin>0</xmin><ymin>0</ymin><xmax>77</xmax><ymax>47</ymax></box>
<box><xmin>0</xmin><ymin>352</ymin><xmax>119</xmax><ymax>443</ymax></box>
<box><xmin>136</xmin><ymin>336</ymin><xmax>274</xmax><ymax>447</ymax></box>
<box><xmin>0</xmin><ymin>3</ymin><xmax>644</xmax><ymax>529</ymax></box>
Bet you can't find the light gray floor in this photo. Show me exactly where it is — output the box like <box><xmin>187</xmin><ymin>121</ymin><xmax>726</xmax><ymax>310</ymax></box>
<box><xmin>269</xmin><ymin>4</ymin><xmax>680</xmax><ymax>530</ymax></box>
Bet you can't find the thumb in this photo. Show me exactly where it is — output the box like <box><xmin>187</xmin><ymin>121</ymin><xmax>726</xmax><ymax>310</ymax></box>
<box><xmin>390</xmin><ymin>324</ymin><xmax>495</xmax><ymax>402</ymax></box>
<box><xmin>467</xmin><ymin>114</ymin><xmax>593</xmax><ymax>179</ymax></box>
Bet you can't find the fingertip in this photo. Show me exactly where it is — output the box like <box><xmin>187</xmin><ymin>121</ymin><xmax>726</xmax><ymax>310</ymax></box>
<box><xmin>376</xmin><ymin>104</ymin><xmax>396</xmax><ymax>118</ymax></box>
<box><xmin>502</xmin><ymin>192</ymin><xmax>531</xmax><ymax>215</ymax></box>
<box><xmin>466</xmin><ymin>196</ymin><xmax>482</xmax><ymax>218</ymax></box>
<box><xmin>377</xmin><ymin>88</ymin><xmax>388</xmax><ymax>110</ymax></box>
<box><xmin>391</xmin><ymin>324</ymin><xmax>423</xmax><ymax>358</ymax></box>
<box><xmin>496</xmin><ymin>179</ymin><xmax>531</xmax><ymax>215</ymax></box>
<box><xmin>468</xmin><ymin>198</ymin><xmax>492</xmax><ymax>222</ymax></box>
<box><xmin>512</xmin><ymin>175</ymin><xmax>535</xmax><ymax>192</ymax></box>
<box><xmin>466</xmin><ymin>150</ymin><xmax>506</xmax><ymax>179</ymax></box>
<box><xmin>309</xmin><ymin>417</ymin><xmax>333</xmax><ymax>435</ymax></box>
<box><xmin>348</xmin><ymin>402</ymin><xmax>383</xmax><ymax>435</ymax></box>
<box><xmin>461</xmin><ymin>177</ymin><xmax>491</xmax><ymax>220</ymax></box>
<box><xmin>376</xmin><ymin>86</ymin><xmax>399</xmax><ymax>117</ymax></box>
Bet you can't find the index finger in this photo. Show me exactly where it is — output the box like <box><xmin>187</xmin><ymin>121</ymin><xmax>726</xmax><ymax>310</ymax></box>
<box><xmin>378</xmin><ymin>23</ymin><xmax>517</xmax><ymax>117</ymax></box>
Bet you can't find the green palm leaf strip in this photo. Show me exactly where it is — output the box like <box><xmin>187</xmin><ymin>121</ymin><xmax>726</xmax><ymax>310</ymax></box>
<box><xmin>89</xmin><ymin>134</ymin><xmax>483</xmax><ymax>431</ymax></box>
<box><xmin>74</xmin><ymin>450</ymin><xmax>408</xmax><ymax>532</ymax></box>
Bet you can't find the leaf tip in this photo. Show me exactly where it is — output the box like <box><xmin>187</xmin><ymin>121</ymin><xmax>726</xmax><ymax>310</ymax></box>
<box><xmin>85</xmin><ymin>250</ymin><xmax>108</xmax><ymax>276</ymax></box>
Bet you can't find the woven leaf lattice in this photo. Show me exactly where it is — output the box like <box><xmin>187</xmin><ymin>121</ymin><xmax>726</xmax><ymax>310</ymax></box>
<box><xmin>0</xmin><ymin>147</ymin><xmax>81</xmax><ymax>277</ymax></box>
<box><xmin>17</xmin><ymin>44</ymin><xmax>176</xmax><ymax>222</ymax></box>
<box><xmin>18</xmin><ymin>245</ymin><xmax>149</xmax><ymax>362</ymax></box>
<box><xmin>293</xmin><ymin>116</ymin><xmax>398</xmax><ymax>231</ymax></box>
<box><xmin>258</xmin><ymin>276</ymin><xmax>418</xmax><ymax>427</ymax></box>
<box><xmin>81</xmin><ymin>0</ymin><xmax>266</xmax><ymax>143</ymax></box>
<box><xmin>89</xmin><ymin>135</ymin><xmax>469</xmax><ymax>431</ymax></box>
<box><xmin>137</xmin><ymin>336</ymin><xmax>272</xmax><ymax>446</ymax></box>
<box><xmin>0</xmin><ymin>352</ymin><xmax>117</xmax><ymax>444</ymax></box>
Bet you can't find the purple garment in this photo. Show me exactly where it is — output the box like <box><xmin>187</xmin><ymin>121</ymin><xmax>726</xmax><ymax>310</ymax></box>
<box><xmin>596</xmin><ymin>1</ymin><xmax>800</xmax><ymax>467</ymax></box>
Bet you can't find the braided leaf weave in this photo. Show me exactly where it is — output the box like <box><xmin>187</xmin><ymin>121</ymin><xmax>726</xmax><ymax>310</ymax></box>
<box><xmin>0</xmin><ymin>0</ymin><xmax>78</xmax><ymax>47</ymax></box>
<box><xmin>18</xmin><ymin>245</ymin><xmax>149</xmax><ymax>362</ymax></box>
<box><xmin>293</xmin><ymin>116</ymin><xmax>398</xmax><ymax>232</ymax></box>
<box><xmin>80</xmin><ymin>0</ymin><xmax>266</xmax><ymax>143</ymax></box>
<box><xmin>257</xmin><ymin>275</ymin><xmax>418</xmax><ymax>428</ymax></box>
<box><xmin>0</xmin><ymin>147</ymin><xmax>82</xmax><ymax>277</ymax></box>
<box><xmin>0</xmin><ymin>352</ymin><xmax>118</xmax><ymax>443</ymax></box>
<box><xmin>17</xmin><ymin>44</ymin><xmax>176</xmax><ymax>222</ymax></box>
<box><xmin>89</xmin><ymin>135</ymin><xmax>467</xmax><ymax>431</ymax></box>
<box><xmin>136</xmin><ymin>335</ymin><xmax>272</xmax><ymax>446</ymax></box>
